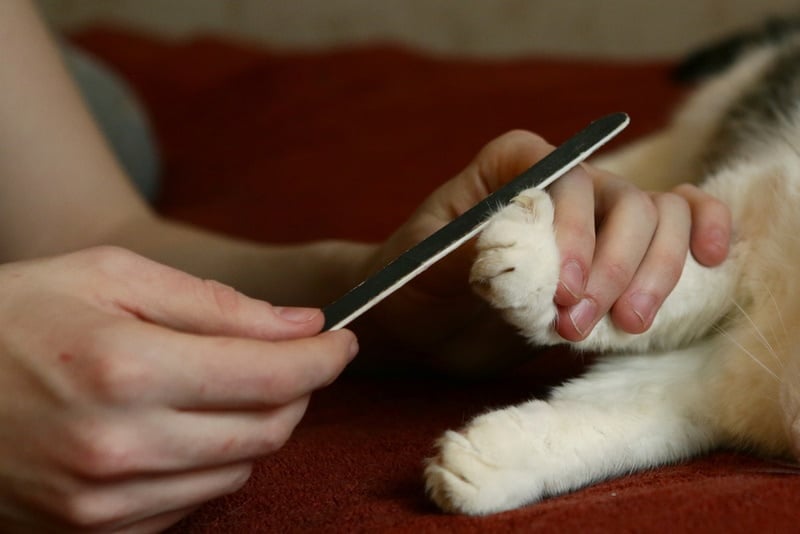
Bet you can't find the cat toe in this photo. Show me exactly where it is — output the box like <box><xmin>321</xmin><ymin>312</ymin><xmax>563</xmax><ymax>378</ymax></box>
<box><xmin>424</xmin><ymin>460</ymin><xmax>479</xmax><ymax>514</ymax></box>
<box><xmin>469</xmin><ymin>188</ymin><xmax>560</xmax><ymax>341</ymax></box>
<box><xmin>425</xmin><ymin>412</ymin><xmax>550</xmax><ymax>515</ymax></box>
<box><xmin>424</xmin><ymin>431</ymin><xmax>505</xmax><ymax>515</ymax></box>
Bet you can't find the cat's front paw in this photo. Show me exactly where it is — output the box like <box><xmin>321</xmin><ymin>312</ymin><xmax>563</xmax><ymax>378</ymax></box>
<box><xmin>470</xmin><ymin>188</ymin><xmax>560</xmax><ymax>343</ymax></box>
<box><xmin>425</xmin><ymin>404</ymin><xmax>553</xmax><ymax>515</ymax></box>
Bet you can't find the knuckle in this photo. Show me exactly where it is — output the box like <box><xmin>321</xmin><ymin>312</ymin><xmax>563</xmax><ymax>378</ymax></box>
<box><xmin>672</xmin><ymin>182</ymin><xmax>700</xmax><ymax>197</ymax></box>
<box><xmin>250</xmin><ymin>367</ymin><xmax>279</xmax><ymax>401</ymax></box>
<box><xmin>63</xmin><ymin>418</ymin><xmax>137</xmax><ymax>479</ymax></box>
<box><xmin>80</xmin><ymin>245</ymin><xmax>139</xmax><ymax>273</ymax></box>
<box><xmin>601</xmin><ymin>260</ymin><xmax>636</xmax><ymax>291</ymax></box>
<box><xmin>58</xmin><ymin>493</ymin><xmax>111</xmax><ymax>529</ymax></box>
<box><xmin>562</xmin><ymin>164</ymin><xmax>594</xmax><ymax>187</ymax></box>
<box><xmin>672</xmin><ymin>184</ymin><xmax>731</xmax><ymax>219</ymax></box>
<box><xmin>648</xmin><ymin>252</ymin><xmax>685</xmax><ymax>288</ymax></box>
<box><xmin>201</xmin><ymin>279</ymin><xmax>244</xmax><ymax>317</ymax></box>
<box><xmin>655</xmin><ymin>191</ymin><xmax>690</xmax><ymax>212</ymax></box>
<box><xmin>556</xmin><ymin>217</ymin><xmax>595</xmax><ymax>249</ymax></box>
<box><xmin>482</xmin><ymin>129</ymin><xmax>549</xmax><ymax>158</ymax></box>
<box><xmin>257</xmin><ymin>403</ymin><xmax>307</xmax><ymax>454</ymax></box>
<box><xmin>221</xmin><ymin>463</ymin><xmax>254</xmax><ymax>496</ymax></box>
<box><xmin>255</xmin><ymin>424</ymin><xmax>292</xmax><ymax>454</ymax></box>
<box><xmin>70</xmin><ymin>247</ymin><xmax>152</xmax><ymax>293</ymax></box>
<box><xmin>626</xmin><ymin>188</ymin><xmax>658</xmax><ymax>221</ymax></box>
<box><xmin>60</xmin><ymin>488</ymin><xmax>142</xmax><ymax>532</ymax></box>
<box><xmin>267</xmin><ymin>426</ymin><xmax>293</xmax><ymax>453</ymax></box>
<box><xmin>705</xmin><ymin>195</ymin><xmax>732</xmax><ymax>221</ymax></box>
<box><xmin>501</xmin><ymin>129</ymin><xmax>546</xmax><ymax>146</ymax></box>
<box><xmin>83</xmin><ymin>345</ymin><xmax>152</xmax><ymax>403</ymax></box>
<box><xmin>55</xmin><ymin>485</ymin><xmax>138</xmax><ymax>532</ymax></box>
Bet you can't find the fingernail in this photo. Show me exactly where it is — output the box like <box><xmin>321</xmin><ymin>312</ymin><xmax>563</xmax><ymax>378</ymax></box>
<box><xmin>560</xmin><ymin>260</ymin><xmax>584</xmax><ymax>300</ymax></box>
<box><xmin>275</xmin><ymin>306</ymin><xmax>320</xmax><ymax>323</ymax></box>
<box><xmin>568</xmin><ymin>298</ymin><xmax>597</xmax><ymax>337</ymax></box>
<box><xmin>628</xmin><ymin>292</ymin><xmax>657</xmax><ymax>328</ymax></box>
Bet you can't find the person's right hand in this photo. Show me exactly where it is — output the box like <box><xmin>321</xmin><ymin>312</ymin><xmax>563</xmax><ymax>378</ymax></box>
<box><xmin>0</xmin><ymin>246</ymin><xmax>357</xmax><ymax>533</ymax></box>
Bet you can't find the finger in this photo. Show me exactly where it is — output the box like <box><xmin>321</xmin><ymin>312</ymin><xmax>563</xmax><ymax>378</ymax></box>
<box><xmin>55</xmin><ymin>462</ymin><xmax>252</xmax><ymax>531</ymax></box>
<box><xmin>556</xmin><ymin>181</ymin><xmax>658</xmax><ymax>341</ymax></box>
<box><xmin>412</xmin><ymin>130</ymin><xmax>556</xmax><ymax>297</ymax></box>
<box><xmin>109</xmin><ymin>505</ymin><xmax>200</xmax><ymax>534</ymax></box>
<box><xmin>672</xmin><ymin>184</ymin><xmax>732</xmax><ymax>266</ymax></box>
<box><xmin>81</xmin><ymin>320</ymin><xmax>357</xmax><ymax>409</ymax></box>
<box><xmin>75</xmin><ymin>247</ymin><xmax>324</xmax><ymax>341</ymax></box>
<box><xmin>422</xmin><ymin>130</ymin><xmax>554</xmax><ymax>222</ymax></box>
<box><xmin>549</xmin><ymin>163</ymin><xmax>596</xmax><ymax>307</ymax></box>
<box><xmin>609</xmin><ymin>192</ymin><xmax>691</xmax><ymax>333</ymax></box>
<box><xmin>59</xmin><ymin>399</ymin><xmax>309</xmax><ymax>477</ymax></box>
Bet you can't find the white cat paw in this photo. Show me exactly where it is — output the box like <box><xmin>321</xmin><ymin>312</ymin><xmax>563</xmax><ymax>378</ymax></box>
<box><xmin>470</xmin><ymin>188</ymin><xmax>560</xmax><ymax>342</ymax></box>
<box><xmin>425</xmin><ymin>404</ymin><xmax>555</xmax><ymax>515</ymax></box>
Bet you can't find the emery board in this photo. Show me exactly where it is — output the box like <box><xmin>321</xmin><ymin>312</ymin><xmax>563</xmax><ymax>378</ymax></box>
<box><xmin>323</xmin><ymin>112</ymin><xmax>630</xmax><ymax>331</ymax></box>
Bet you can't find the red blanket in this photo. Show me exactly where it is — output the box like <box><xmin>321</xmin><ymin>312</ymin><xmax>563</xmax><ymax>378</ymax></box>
<box><xmin>72</xmin><ymin>29</ymin><xmax>800</xmax><ymax>533</ymax></box>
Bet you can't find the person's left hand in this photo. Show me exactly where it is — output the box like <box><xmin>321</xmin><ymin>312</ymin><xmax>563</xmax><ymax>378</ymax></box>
<box><xmin>355</xmin><ymin>130</ymin><xmax>731</xmax><ymax>374</ymax></box>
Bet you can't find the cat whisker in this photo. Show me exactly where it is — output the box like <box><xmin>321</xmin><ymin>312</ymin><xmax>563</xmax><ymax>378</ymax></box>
<box><xmin>716</xmin><ymin>299</ymin><xmax>783</xmax><ymax>374</ymax></box>
<box><xmin>726</xmin><ymin>297</ymin><xmax>784</xmax><ymax>369</ymax></box>
<box><xmin>711</xmin><ymin>324</ymin><xmax>781</xmax><ymax>382</ymax></box>
<box><xmin>760</xmin><ymin>279</ymin><xmax>789</xmax><ymax>342</ymax></box>
<box><xmin>756</xmin><ymin>283</ymin><xmax>784</xmax><ymax>352</ymax></box>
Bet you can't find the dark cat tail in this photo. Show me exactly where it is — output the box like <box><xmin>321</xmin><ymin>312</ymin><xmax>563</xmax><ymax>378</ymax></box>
<box><xmin>673</xmin><ymin>15</ymin><xmax>800</xmax><ymax>84</ymax></box>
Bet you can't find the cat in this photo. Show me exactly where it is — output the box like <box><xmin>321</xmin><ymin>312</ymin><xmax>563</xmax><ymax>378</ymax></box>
<box><xmin>424</xmin><ymin>19</ymin><xmax>800</xmax><ymax>515</ymax></box>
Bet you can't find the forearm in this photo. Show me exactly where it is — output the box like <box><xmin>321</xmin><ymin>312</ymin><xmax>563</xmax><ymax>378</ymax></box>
<box><xmin>0</xmin><ymin>0</ymin><xmax>152</xmax><ymax>262</ymax></box>
<box><xmin>0</xmin><ymin>1</ymin><xmax>373</xmax><ymax>307</ymax></box>
<box><xmin>106</xmin><ymin>215</ymin><xmax>377</xmax><ymax>306</ymax></box>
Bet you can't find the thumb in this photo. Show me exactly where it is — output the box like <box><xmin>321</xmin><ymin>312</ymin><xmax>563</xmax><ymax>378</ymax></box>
<box><xmin>422</xmin><ymin>130</ymin><xmax>556</xmax><ymax>223</ymax></box>
<box><xmin>77</xmin><ymin>247</ymin><xmax>323</xmax><ymax>341</ymax></box>
<box><xmin>408</xmin><ymin>130</ymin><xmax>556</xmax><ymax>297</ymax></box>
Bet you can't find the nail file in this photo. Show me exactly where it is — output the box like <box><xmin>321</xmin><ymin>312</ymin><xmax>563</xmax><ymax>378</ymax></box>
<box><xmin>323</xmin><ymin>112</ymin><xmax>630</xmax><ymax>331</ymax></box>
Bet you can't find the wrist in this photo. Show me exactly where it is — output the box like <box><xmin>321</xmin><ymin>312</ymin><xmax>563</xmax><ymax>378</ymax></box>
<box><xmin>312</xmin><ymin>240</ymin><xmax>379</xmax><ymax>307</ymax></box>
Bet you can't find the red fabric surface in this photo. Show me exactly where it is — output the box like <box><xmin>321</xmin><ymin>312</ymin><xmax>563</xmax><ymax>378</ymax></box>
<box><xmin>71</xmin><ymin>29</ymin><xmax>800</xmax><ymax>533</ymax></box>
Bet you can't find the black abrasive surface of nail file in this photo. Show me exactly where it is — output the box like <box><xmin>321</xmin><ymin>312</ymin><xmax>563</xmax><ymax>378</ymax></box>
<box><xmin>323</xmin><ymin>112</ymin><xmax>630</xmax><ymax>331</ymax></box>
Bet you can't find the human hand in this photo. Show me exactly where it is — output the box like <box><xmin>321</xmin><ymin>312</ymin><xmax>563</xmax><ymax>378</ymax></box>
<box><xmin>0</xmin><ymin>247</ymin><xmax>356</xmax><ymax>533</ymax></box>
<box><xmin>549</xmin><ymin>160</ymin><xmax>731</xmax><ymax>341</ymax></box>
<box><xmin>361</xmin><ymin>130</ymin><xmax>730</xmax><ymax>371</ymax></box>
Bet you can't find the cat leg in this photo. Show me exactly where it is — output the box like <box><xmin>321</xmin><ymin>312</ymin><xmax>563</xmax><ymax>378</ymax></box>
<box><xmin>425</xmin><ymin>345</ymin><xmax>719</xmax><ymax>515</ymax></box>
<box><xmin>592</xmin><ymin>132</ymin><xmax>693</xmax><ymax>192</ymax></box>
